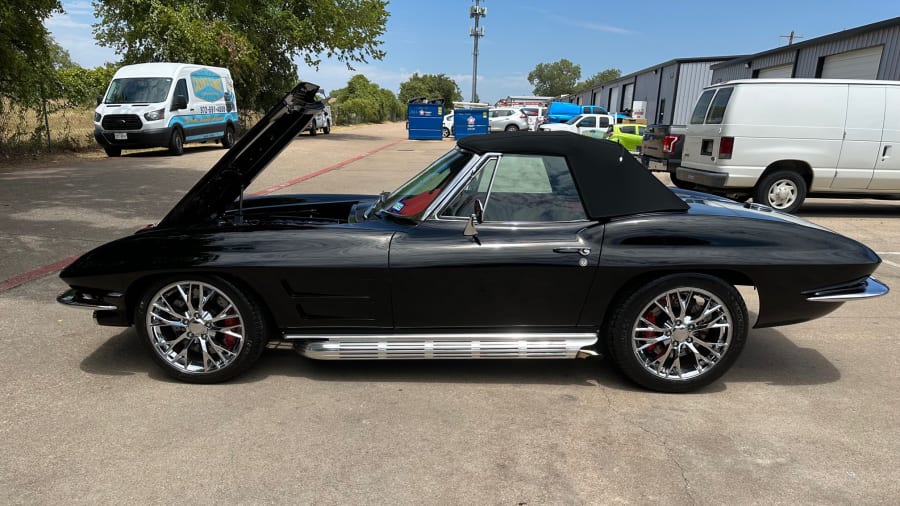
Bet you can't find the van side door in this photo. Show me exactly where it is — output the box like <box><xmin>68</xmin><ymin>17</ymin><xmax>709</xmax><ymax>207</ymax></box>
<box><xmin>870</xmin><ymin>86</ymin><xmax>900</xmax><ymax>191</ymax></box>
<box><xmin>832</xmin><ymin>85</ymin><xmax>885</xmax><ymax>189</ymax></box>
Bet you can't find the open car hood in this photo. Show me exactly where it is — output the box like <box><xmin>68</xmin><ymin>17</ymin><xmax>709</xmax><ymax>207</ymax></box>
<box><xmin>158</xmin><ymin>82</ymin><xmax>323</xmax><ymax>228</ymax></box>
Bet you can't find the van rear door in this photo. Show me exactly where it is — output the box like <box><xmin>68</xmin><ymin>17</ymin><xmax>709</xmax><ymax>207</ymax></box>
<box><xmin>832</xmin><ymin>85</ymin><xmax>885</xmax><ymax>189</ymax></box>
<box><xmin>681</xmin><ymin>88</ymin><xmax>722</xmax><ymax>170</ymax></box>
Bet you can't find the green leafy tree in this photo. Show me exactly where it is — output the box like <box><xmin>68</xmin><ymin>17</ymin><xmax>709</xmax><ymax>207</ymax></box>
<box><xmin>331</xmin><ymin>74</ymin><xmax>400</xmax><ymax>124</ymax></box>
<box><xmin>0</xmin><ymin>1</ymin><xmax>63</xmax><ymax>103</ymax></box>
<box><xmin>398</xmin><ymin>73</ymin><xmax>463</xmax><ymax>106</ymax></box>
<box><xmin>576</xmin><ymin>68</ymin><xmax>622</xmax><ymax>92</ymax></box>
<box><xmin>527</xmin><ymin>59</ymin><xmax>581</xmax><ymax>97</ymax></box>
<box><xmin>93</xmin><ymin>0</ymin><xmax>389</xmax><ymax>109</ymax></box>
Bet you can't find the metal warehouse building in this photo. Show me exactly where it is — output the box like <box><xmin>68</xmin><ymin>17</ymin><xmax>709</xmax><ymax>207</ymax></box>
<box><xmin>572</xmin><ymin>57</ymin><xmax>739</xmax><ymax>125</ymax></box>
<box><xmin>573</xmin><ymin>16</ymin><xmax>900</xmax><ymax>126</ymax></box>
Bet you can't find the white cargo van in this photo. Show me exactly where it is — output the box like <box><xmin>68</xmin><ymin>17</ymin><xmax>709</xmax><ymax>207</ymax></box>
<box><xmin>676</xmin><ymin>79</ymin><xmax>900</xmax><ymax>213</ymax></box>
<box><xmin>94</xmin><ymin>63</ymin><xmax>238</xmax><ymax>156</ymax></box>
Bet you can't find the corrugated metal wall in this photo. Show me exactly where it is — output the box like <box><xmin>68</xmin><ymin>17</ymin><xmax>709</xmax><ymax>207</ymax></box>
<box><xmin>657</xmin><ymin>63</ymin><xmax>679</xmax><ymax>124</ymax></box>
<box><xmin>712</xmin><ymin>23</ymin><xmax>900</xmax><ymax>82</ymax></box>
<box><xmin>795</xmin><ymin>25</ymin><xmax>900</xmax><ymax>78</ymax></box>
<box><xmin>673</xmin><ymin>62</ymin><xmax>720</xmax><ymax>124</ymax></box>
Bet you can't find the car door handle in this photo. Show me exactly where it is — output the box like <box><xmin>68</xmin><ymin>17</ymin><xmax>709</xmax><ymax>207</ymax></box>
<box><xmin>553</xmin><ymin>247</ymin><xmax>591</xmax><ymax>256</ymax></box>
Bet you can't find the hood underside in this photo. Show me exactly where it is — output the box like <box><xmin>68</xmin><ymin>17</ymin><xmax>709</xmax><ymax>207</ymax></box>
<box><xmin>158</xmin><ymin>82</ymin><xmax>323</xmax><ymax>229</ymax></box>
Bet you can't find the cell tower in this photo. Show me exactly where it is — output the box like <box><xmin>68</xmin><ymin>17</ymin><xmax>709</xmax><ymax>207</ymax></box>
<box><xmin>469</xmin><ymin>0</ymin><xmax>486</xmax><ymax>102</ymax></box>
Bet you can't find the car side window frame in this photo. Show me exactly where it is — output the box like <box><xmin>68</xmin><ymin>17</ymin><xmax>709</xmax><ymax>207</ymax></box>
<box><xmin>433</xmin><ymin>152</ymin><xmax>588</xmax><ymax>223</ymax></box>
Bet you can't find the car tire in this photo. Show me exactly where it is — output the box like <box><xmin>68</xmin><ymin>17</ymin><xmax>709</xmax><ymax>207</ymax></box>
<box><xmin>222</xmin><ymin>124</ymin><xmax>235</xmax><ymax>148</ymax></box>
<box><xmin>309</xmin><ymin>120</ymin><xmax>317</xmax><ymax>136</ymax></box>
<box><xmin>135</xmin><ymin>275</ymin><xmax>269</xmax><ymax>384</ymax></box>
<box><xmin>442</xmin><ymin>127</ymin><xmax>450</xmax><ymax>138</ymax></box>
<box><xmin>323</xmin><ymin>121</ymin><xmax>331</xmax><ymax>135</ymax></box>
<box><xmin>605</xmin><ymin>274</ymin><xmax>748</xmax><ymax>393</ymax></box>
<box><xmin>104</xmin><ymin>146</ymin><xmax>121</xmax><ymax>157</ymax></box>
<box><xmin>169</xmin><ymin>128</ymin><xmax>184</xmax><ymax>156</ymax></box>
<box><xmin>754</xmin><ymin>170</ymin><xmax>807</xmax><ymax>213</ymax></box>
<box><xmin>504</xmin><ymin>124</ymin><xmax>519</xmax><ymax>132</ymax></box>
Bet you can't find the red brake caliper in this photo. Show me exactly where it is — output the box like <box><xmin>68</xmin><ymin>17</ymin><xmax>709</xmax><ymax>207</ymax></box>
<box><xmin>221</xmin><ymin>317</ymin><xmax>240</xmax><ymax>349</ymax></box>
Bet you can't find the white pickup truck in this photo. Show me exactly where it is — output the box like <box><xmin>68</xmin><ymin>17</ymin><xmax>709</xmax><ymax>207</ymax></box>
<box><xmin>303</xmin><ymin>105</ymin><xmax>332</xmax><ymax>136</ymax></box>
<box><xmin>538</xmin><ymin>113</ymin><xmax>615</xmax><ymax>139</ymax></box>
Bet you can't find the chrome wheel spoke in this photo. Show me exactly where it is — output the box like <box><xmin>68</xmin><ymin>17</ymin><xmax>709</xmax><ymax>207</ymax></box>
<box><xmin>176</xmin><ymin>284</ymin><xmax>195</xmax><ymax>314</ymax></box>
<box><xmin>636</xmin><ymin>335</ymin><xmax>670</xmax><ymax>351</ymax></box>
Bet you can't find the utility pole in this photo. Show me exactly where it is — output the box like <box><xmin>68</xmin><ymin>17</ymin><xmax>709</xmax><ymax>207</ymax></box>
<box><xmin>780</xmin><ymin>30</ymin><xmax>804</xmax><ymax>45</ymax></box>
<box><xmin>469</xmin><ymin>0</ymin><xmax>486</xmax><ymax>102</ymax></box>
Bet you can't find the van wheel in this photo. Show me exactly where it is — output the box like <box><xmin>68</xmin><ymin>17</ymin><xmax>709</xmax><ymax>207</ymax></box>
<box><xmin>104</xmin><ymin>146</ymin><xmax>121</xmax><ymax>157</ymax></box>
<box><xmin>309</xmin><ymin>120</ymin><xmax>317</xmax><ymax>136</ymax></box>
<box><xmin>169</xmin><ymin>128</ymin><xmax>184</xmax><ymax>156</ymax></box>
<box><xmin>222</xmin><ymin>125</ymin><xmax>235</xmax><ymax>148</ymax></box>
<box><xmin>323</xmin><ymin>122</ymin><xmax>331</xmax><ymax>135</ymax></box>
<box><xmin>754</xmin><ymin>170</ymin><xmax>806</xmax><ymax>213</ymax></box>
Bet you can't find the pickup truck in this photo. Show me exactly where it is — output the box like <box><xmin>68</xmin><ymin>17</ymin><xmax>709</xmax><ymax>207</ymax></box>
<box><xmin>641</xmin><ymin>124</ymin><xmax>689</xmax><ymax>187</ymax></box>
<box><xmin>538</xmin><ymin>113</ymin><xmax>614</xmax><ymax>138</ymax></box>
<box><xmin>302</xmin><ymin>105</ymin><xmax>332</xmax><ymax>136</ymax></box>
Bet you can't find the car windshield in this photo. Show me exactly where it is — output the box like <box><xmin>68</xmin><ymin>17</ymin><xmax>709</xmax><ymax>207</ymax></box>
<box><xmin>376</xmin><ymin>149</ymin><xmax>474</xmax><ymax>220</ymax></box>
<box><xmin>104</xmin><ymin>78</ymin><xmax>173</xmax><ymax>104</ymax></box>
<box><xmin>566</xmin><ymin>115</ymin><xmax>584</xmax><ymax>125</ymax></box>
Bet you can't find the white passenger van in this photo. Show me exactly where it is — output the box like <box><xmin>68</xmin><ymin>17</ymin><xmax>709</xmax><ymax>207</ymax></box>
<box><xmin>94</xmin><ymin>63</ymin><xmax>238</xmax><ymax>156</ymax></box>
<box><xmin>676</xmin><ymin>79</ymin><xmax>900</xmax><ymax>213</ymax></box>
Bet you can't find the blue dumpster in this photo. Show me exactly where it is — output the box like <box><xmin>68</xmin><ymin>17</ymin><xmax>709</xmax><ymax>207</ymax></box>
<box><xmin>407</xmin><ymin>98</ymin><xmax>444</xmax><ymax>140</ymax></box>
<box><xmin>453</xmin><ymin>109</ymin><xmax>489</xmax><ymax>139</ymax></box>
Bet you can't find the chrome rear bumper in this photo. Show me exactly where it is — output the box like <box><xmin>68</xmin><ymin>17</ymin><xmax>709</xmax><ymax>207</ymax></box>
<box><xmin>806</xmin><ymin>277</ymin><xmax>889</xmax><ymax>302</ymax></box>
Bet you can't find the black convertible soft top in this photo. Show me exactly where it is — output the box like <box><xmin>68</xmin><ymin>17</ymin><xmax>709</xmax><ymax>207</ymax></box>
<box><xmin>458</xmin><ymin>131</ymin><xmax>688</xmax><ymax>220</ymax></box>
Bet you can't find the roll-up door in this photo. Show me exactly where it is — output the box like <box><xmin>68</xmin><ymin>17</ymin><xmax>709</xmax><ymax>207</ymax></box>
<box><xmin>757</xmin><ymin>64</ymin><xmax>793</xmax><ymax>78</ymax></box>
<box><xmin>821</xmin><ymin>46</ymin><xmax>883</xmax><ymax>79</ymax></box>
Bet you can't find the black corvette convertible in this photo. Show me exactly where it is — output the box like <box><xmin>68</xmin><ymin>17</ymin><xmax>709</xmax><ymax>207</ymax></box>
<box><xmin>58</xmin><ymin>82</ymin><xmax>888</xmax><ymax>392</ymax></box>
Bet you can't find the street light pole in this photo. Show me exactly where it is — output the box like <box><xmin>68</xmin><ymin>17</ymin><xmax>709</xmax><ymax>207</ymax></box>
<box><xmin>469</xmin><ymin>0</ymin><xmax>486</xmax><ymax>102</ymax></box>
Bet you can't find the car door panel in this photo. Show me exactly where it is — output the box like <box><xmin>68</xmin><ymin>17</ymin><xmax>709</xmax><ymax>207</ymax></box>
<box><xmin>389</xmin><ymin>220</ymin><xmax>602</xmax><ymax>329</ymax></box>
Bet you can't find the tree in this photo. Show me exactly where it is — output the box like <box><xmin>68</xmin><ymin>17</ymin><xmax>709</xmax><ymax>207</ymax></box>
<box><xmin>0</xmin><ymin>1</ymin><xmax>63</xmax><ymax>102</ymax></box>
<box><xmin>398</xmin><ymin>73</ymin><xmax>463</xmax><ymax>107</ymax></box>
<box><xmin>576</xmin><ymin>68</ymin><xmax>622</xmax><ymax>92</ymax></box>
<box><xmin>527</xmin><ymin>59</ymin><xmax>581</xmax><ymax>97</ymax></box>
<box><xmin>93</xmin><ymin>0</ymin><xmax>389</xmax><ymax>109</ymax></box>
<box><xmin>331</xmin><ymin>74</ymin><xmax>400</xmax><ymax>124</ymax></box>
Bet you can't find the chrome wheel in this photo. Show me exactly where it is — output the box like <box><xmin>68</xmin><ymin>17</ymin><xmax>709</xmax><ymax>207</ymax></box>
<box><xmin>766</xmin><ymin>178</ymin><xmax>797</xmax><ymax>209</ymax></box>
<box><xmin>631</xmin><ymin>287</ymin><xmax>732</xmax><ymax>381</ymax></box>
<box><xmin>145</xmin><ymin>281</ymin><xmax>245</xmax><ymax>375</ymax></box>
<box><xmin>607</xmin><ymin>274</ymin><xmax>748</xmax><ymax>392</ymax></box>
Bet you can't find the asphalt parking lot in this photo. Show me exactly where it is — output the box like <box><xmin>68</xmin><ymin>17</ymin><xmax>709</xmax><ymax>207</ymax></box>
<box><xmin>1</xmin><ymin>122</ymin><xmax>899</xmax><ymax>504</ymax></box>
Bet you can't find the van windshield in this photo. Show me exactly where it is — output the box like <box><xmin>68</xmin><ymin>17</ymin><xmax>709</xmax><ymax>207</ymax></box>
<box><xmin>104</xmin><ymin>78</ymin><xmax>173</xmax><ymax>104</ymax></box>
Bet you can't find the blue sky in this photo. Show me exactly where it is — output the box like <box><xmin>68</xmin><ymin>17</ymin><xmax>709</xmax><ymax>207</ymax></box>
<box><xmin>46</xmin><ymin>1</ymin><xmax>898</xmax><ymax>104</ymax></box>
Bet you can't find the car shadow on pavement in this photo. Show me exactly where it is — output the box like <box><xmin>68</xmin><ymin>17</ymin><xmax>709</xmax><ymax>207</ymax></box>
<box><xmin>80</xmin><ymin>326</ymin><xmax>841</xmax><ymax>391</ymax></box>
<box><xmin>796</xmin><ymin>201</ymin><xmax>900</xmax><ymax>218</ymax></box>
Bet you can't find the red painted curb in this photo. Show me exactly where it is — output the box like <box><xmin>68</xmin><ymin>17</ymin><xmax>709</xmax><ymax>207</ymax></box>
<box><xmin>0</xmin><ymin>255</ymin><xmax>81</xmax><ymax>293</ymax></box>
<box><xmin>0</xmin><ymin>137</ymin><xmax>408</xmax><ymax>294</ymax></box>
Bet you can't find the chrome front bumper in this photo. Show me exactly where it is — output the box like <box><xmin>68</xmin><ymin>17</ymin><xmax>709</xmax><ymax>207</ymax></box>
<box><xmin>57</xmin><ymin>288</ymin><xmax>120</xmax><ymax>310</ymax></box>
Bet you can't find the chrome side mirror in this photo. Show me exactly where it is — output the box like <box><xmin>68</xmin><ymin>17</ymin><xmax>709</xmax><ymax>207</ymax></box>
<box><xmin>463</xmin><ymin>199</ymin><xmax>484</xmax><ymax>244</ymax></box>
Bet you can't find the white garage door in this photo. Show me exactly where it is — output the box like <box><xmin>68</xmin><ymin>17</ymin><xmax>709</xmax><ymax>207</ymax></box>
<box><xmin>757</xmin><ymin>63</ymin><xmax>793</xmax><ymax>78</ymax></box>
<box><xmin>821</xmin><ymin>46</ymin><xmax>883</xmax><ymax>79</ymax></box>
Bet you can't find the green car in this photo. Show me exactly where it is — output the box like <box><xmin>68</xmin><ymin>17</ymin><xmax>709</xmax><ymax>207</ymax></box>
<box><xmin>604</xmin><ymin>124</ymin><xmax>646</xmax><ymax>152</ymax></box>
